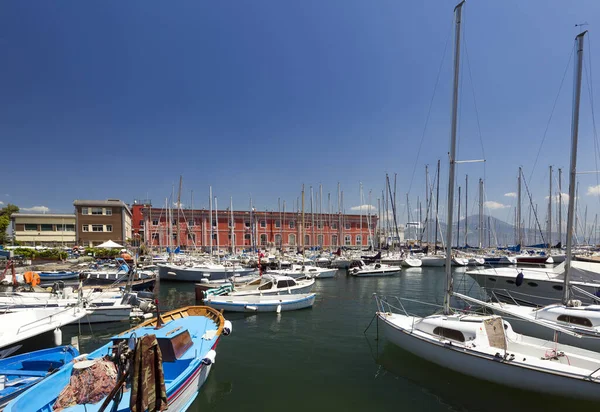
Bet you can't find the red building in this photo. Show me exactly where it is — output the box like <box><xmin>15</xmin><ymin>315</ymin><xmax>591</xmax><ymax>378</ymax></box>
<box><xmin>131</xmin><ymin>202</ymin><xmax>377</xmax><ymax>250</ymax></box>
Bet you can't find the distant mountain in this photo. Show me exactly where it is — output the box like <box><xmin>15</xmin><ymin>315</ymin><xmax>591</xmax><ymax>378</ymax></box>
<box><xmin>420</xmin><ymin>214</ymin><xmax>562</xmax><ymax>248</ymax></box>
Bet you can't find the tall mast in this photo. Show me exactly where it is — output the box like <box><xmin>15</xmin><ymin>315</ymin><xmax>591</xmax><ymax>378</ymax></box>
<box><xmin>177</xmin><ymin>175</ymin><xmax>182</xmax><ymax>247</ymax></box>
<box><xmin>209</xmin><ymin>186</ymin><xmax>213</xmax><ymax>257</ymax></box>
<box><xmin>457</xmin><ymin>186</ymin><xmax>461</xmax><ymax>247</ymax></box>
<box><xmin>478</xmin><ymin>178</ymin><xmax>484</xmax><ymax>249</ymax></box>
<box><xmin>231</xmin><ymin>197</ymin><xmax>235</xmax><ymax>253</ymax></box>
<box><xmin>558</xmin><ymin>168</ymin><xmax>562</xmax><ymax>246</ymax></box>
<box><xmin>434</xmin><ymin>159</ymin><xmax>441</xmax><ymax>254</ymax></box>
<box><xmin>465</xmin><ymin>174</ymin><xmax>468</xmax><ymax>247</ymax></box>
<box><xmin>301</xmin><ymin>185</ymin><xmax>305</xmax><ymax>256</ymax></box>
<box><xmin>548</xmin><ymin>166</ymin><xmax>553</xmax><ymax>249</ymax></box>
<box><xmin>443</xmin><ymin>1</ymin><xmax>464</xmax><ymax>315</ymax></box>
<box><xmin>425</xmin><ymin>165</ymin><xmax>429</xmax><ymax>249</ymax></box>
<box><xmin>359</xmin><ymin>183</ymin><xmax>363</xmax><ymax>246</ymax></box>
<box><xmin>563</xmin><ymin>31</ymin><xmax>587</xmax><ymax>304</ymax></box>
<box><xmin>517</xmin><ymin>167</ymin><xmax>522</xmax><ymax>246</ymax></box>
<box><xmin>214</xmin><ymin>197</ymin><xmax>219</xmax><ymax>256</ymax></box>
<box><xmin>310</xmin><ymin>186</ymin><xmax>315</xmax><ymax>248</ymax></box>
<box><xmin>320</xmin><ymin>184</ymin><xmax>323</xmax><ymax>247</ymax></box>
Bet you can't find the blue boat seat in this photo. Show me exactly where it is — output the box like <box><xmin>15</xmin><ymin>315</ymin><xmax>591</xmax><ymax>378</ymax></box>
<box><xmin>0</xmin><ymin>369</ymin><xmax>48</xmax><ymax>377</ymax></box>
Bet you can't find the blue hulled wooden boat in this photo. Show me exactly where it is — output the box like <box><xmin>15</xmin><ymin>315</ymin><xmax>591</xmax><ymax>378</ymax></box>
<box><xmin>5</xmin><ymin>306</ymin><xmax>231</xmax><ymax>412</ymax></box>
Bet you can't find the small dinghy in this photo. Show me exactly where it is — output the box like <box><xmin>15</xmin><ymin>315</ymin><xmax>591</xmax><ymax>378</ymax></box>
<box><xmin>38</xmin><ymin>272</ymin><xmax>80</xmax><ymax>282</ymax></box>
<box><xmin>350</xmin><ymin>262</ymin><xmax>401</xmax><ymax>277</ymax></box>
<box><xmin>204</xmin><ymin>293</ymin><xmax>316</xmax><ymax>312</ymax></box>
<box><xmin>0</xmin><ymin>345</ymin><xmax>79</xmax><ymax>409</ymax></box>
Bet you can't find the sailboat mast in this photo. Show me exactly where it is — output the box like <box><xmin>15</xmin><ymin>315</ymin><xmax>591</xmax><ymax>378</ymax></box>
<box><xmin>517</xmin><ymin>167</ymin><xmax>522</xmax><ymax>246</ymax></box>
<box><xmin>443</xmin><ymin>1</ymin><xmax>464</xmax><ymax>315</ymax></box>
<box><xmin>434</xmin><ymin>159</ymin><xmax>440</xmax><ymax>254</ymax></box>
<box><xmin>465</xmin><ymin>174</ymin><xmax>468</xmax><ymax>247</ymax></box>
<box><xmin>563</xmin><ymin>31</ymin><xmax>587</xmax><ymax>304</ymax></box>
<box><xmin>548</xmin><ymin>165</ymin><xmax>553</xmax><ymax>249</ymax></box>
<box><xmin>301</xmin><ymin>185</ymin><xmax>305</xmax><ymax>255</ymax></box>
<box><xmin>478</xmin><ymin>178</ymin><xmax>483</xmax><ymax>248</ymax></box>
<box><xmin>231</xmin><ymin>197</ymin><xmax>235</xmax><ymax>253</ymax></box>
<box><xmin>457</xmin><ymin>186</ymin><xmax>461</xmax><ymax>248</ymax></box>
<box><xmin>558</xmin><ymin>168</ymin><xmax>562</xmax><ymax>246</ymax></box>
<box><xmin>209</xmin><ymin>186</ymin><xmax>213</xmax><ymax>257</ymax></box>
<box><xmin>425</xmin><ymin>165</ymin><xmax>429</xmax><ymax>248</ymax></box>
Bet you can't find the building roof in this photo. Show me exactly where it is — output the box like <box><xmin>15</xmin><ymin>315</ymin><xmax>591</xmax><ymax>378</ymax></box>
<box><xmin>73</xmin><ymin>199</ymin><xmax>131</xmax><ymax>215</ymax></box>
<box><xmin>12</xmin><ymin>213</ymin><xmax>75</xmax><ymax>219</ymax></box>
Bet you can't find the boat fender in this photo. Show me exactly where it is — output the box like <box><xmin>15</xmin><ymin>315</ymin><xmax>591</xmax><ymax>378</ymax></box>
<box><xmin>0</xmin><ymin>375</ymin><xmax>6</xmax><ymax>391</ymax></box>
<box><xmin>223</xmin><ymin>320</ymin><xmax>233</xmax><ymax>335</ymax></box>
<box><xmin>276</xmin><ymin>304</ymin><xmax>282</xmax><ymax>314</ymax></box>
<box><xmin>515</xmin><ymin>272</ymin><xmax>524</xmax><ymax>287</ymax></box>
<box><xmin>202</xmin><ymin>349</ymin><xmax>217</xmax><ymax>365</ymax></box>
<box><xmin>54</xmin><ymin>328</ymin><xmax>63</xmax><ymax>346</ymax></box>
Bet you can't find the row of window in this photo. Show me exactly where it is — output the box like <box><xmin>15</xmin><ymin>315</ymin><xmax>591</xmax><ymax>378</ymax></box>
<box><xmin>147</xmin><ymin>218</ymin><xmax>372</xmax><ymax>230</ymax></box>
<box><xmin>81</xmin><ymin>207</ymin><xmax>112</xmax><ymax>216</ymax></box>
<box><xmin>149</xmin><ymin>233</ymin><xmax>368</xmax><ymax>246</ymax></box>
<box><xmin>82</xmin><ymin>224</ymin><xmax>112</xmax><ymax>232</ymax></box>
<box><xmin>23</xmin><ymin>224</ymin><xmax>76</xmax><ymax>232</ymax></box>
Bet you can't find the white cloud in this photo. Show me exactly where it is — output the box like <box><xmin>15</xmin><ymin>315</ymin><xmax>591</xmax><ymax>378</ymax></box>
<box><xmin>587</xmin><ymin>185</ymin><xmax>600</xmax><ymax>196</ymax></box>
<box><xmin>0</xmin><ymin>201</ymin><xmax>3</xmax><ymax>205</ymax></box>
<box><xmin>350</xmin><ymin>204</ymin><xmax>376</xmax><ymax>212</ymax></box>
<box><xmin>484</xmin><ymin>201</ymin><xmax>510</xmax><ymax>210</ymax></box>
<box><xmin>504</xmin><ymin>192</ymin><xmax>517</xmax><ymax>198</ymax></box>
<box><xmin>21</xmin><ymin>206</ymin><xmax>50</xmax><ymax>213</ymax></box>
<box><xmin>545</xmin><ymin>193</ymin><xmax>570</xmax><ymax>203</ymax></box>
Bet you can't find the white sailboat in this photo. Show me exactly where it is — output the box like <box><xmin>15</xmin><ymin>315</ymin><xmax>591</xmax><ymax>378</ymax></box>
<box><xmin>471</xmin><ymin>30</ymin><xmax>600</xmax><ymax>351</ymax></box>
<box><xmin>375</xmin><ymin>7</ymin><xmax>600</xmax><ymax>400</ymax></box>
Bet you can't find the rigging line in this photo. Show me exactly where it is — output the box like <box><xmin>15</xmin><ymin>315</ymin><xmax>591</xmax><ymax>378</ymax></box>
<box><xmin>528</xmin><ymin>44</ymin><xmax>575</xmax><ymax>185</ymax></box>
<box><xmin>521</xmin><ymin>172</ymin><xmax>546</xmax><ymax>246</ymax></box>
<box><xmin>463</xmin><ymin>33</ymin><xmax>487</xmax><ymax>184</ymax></box>
<box><xmin>583</xmin><ymin>42</ymin><xmax>600</xmax><ymax>209</ymax></box>
<box><xmin>405</xmin><ymin>17</ymin><xmax>453</xmax><ymax>197</ymax></box>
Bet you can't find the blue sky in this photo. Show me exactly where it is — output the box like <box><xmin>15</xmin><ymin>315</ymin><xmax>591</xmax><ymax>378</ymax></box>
<box><xmin>2</xmin><ymin>0</ymin><xmax>600</xmax><ymax>228</ymax></box>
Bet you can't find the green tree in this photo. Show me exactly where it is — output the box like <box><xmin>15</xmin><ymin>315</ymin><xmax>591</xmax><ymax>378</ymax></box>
<box><xmin>0</xmin><ymin>204</ymin><xmax>19</xmax><ymax>244</ymax></box>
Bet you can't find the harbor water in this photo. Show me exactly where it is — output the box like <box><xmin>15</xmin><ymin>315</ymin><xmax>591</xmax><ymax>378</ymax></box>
<box><xmin>66</xmin><ymin>267</ymin><xmax>597</xmax><ymax>412</ymax></box>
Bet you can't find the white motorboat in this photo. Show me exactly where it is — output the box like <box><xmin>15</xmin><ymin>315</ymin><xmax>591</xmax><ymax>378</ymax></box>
<box><xmin>269</xmin><ymin>265</ymin><xmax>336</xmax><ymax>279</ymax></box>
<box><xmin>0</xmin><ymin>306</ymin><xmax>87</xmax><ymax>355</ymax></box>
<box><xmin>401</xmin><ymin>256</ymin><xmax>422</xmax><ymax>268</ymax></box>
<box><xmin>158</xmin><ymin>262</ymin><xmax>255</xmax><ymax>282</ymax></box>
<box><xmin>467</xmin><ymin>257</ymin><xmax>485</xmax><ymax>266</ymax></box>
<box><xmin>420</xmin><ymin>255</ymin><xmax>446</xmax><ymax>267</ymax></box>
<box><xmin>451</xmin><ymin>256</ymin><xmax>469</xmax><ymax>266</ymax></box>
<box><xmin>205</xmin><ymin>293</ymin><xmax>316</xmax><ymax>312</ymax></box>
<box><xmin>228</xmin><ymin>274</ymin><xmax>314</xmax><ymax>296</ymax></box>
<box><xmin>350</xmin><ymin>262</ymin><xmax>401</xmax><ymax>277</ymax></box>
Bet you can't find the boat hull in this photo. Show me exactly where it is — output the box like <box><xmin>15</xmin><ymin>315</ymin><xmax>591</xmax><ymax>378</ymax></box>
<box><xmin>378</xmin><ymin>313</ymin><xmax>600</xmax><ymax>401</ymax></box>
<box><xmin>205</xmin><ymin>294</ymin><xmax>316</xmax><ymax>312</ymax></box>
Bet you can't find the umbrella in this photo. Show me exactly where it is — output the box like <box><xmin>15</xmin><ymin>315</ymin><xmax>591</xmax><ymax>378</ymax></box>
<box><xmin>96</xmin><ymin>240</ymin><xmax>124</xmax><ymax>249</ymax></box>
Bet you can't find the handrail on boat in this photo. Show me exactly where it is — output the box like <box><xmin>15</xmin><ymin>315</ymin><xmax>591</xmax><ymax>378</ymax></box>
<box><xmin>16</xmin><ymin>306</ymin><xmax>83</xmax><ymax>334</ymax></box>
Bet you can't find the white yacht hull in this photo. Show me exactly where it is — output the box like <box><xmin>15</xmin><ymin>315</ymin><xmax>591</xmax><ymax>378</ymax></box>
<box><xmin>205</xmin><ymin>293</ymin><xmax>315</xmax><ymax>312</ymax></box>
<box><xmin>401</xmin><ymin>258</ymin><xmax>422</xmax><ymax>268</ymax></box>
<box><xmin>420</xmin><ymin>256</ymin><xmax>445</xmax><ymax>267</ymax></box>
<box><xmin>378</xmin><ymin>313</ymin><xmax>600</xmax><ymax>401</ymax></box>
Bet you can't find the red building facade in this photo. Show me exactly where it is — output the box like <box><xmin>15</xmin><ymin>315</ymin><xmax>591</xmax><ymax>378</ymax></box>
<box><xmin>131</xmin><ymin>203</ymin><xmax>377</xmax><ymax>250</ymax></box>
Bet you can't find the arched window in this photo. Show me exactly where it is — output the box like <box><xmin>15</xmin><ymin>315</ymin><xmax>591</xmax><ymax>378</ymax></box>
<box><xmin>289</xmin><ymin>234</ymin><xmax>296</xmax><ymax>246</ymax></box>
<box><xmin>304</xmin><ymin>235</ymin><xmax>310</xmax><ymax>246</ymax></box>
<box><xmin>317</xmin><ymin>234</ymin><xmax>324</xmax><ymax>246</ymax></box>
<box><xmin>331</xmin><ymin>235</ymin><xmax>338</xmax><ymax>246</ymax></box>
<box><xmin>356</xmin><ymin>235</ymin><xmax>362</xmax><ymax>245</ymax></box>
<box><xmin>344</xmin><ymin>235</ymin><xmax>351</xmax><ymax>246</ymax></box>
<box><xmin>260</xmin><ymin>234</ymin><xmax>267</xmax><ymax>246</ymax></box>
<box><xmin>275</xmin><ymin>234</ymin><xmax>282</xmax><ymax>247</ymax></box>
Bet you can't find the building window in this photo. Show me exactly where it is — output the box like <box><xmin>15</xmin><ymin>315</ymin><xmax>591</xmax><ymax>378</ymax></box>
<box><xmin>65</xmin><ymin>224</ymin><xmax>75</xmax><ymax>232</ymax></box>
<box><xmin>188</xmin><ymin>220</ymin><xmax>194</xmax><ymax>227</ymax></box>
<box><xmin>92</xmin><ymin>224</ymin><xmax>103</xmax><ymax>232</ymax></box>
<box><xmin>212</xmin><ymin>220</ymin><xmax>217</xmax><ymax>228</ymax></box>
<box><xmin>356</xmin><ymin>235</ymin><xmax>362</xmax><ymax>245</ymax></box>
<box><xmin>82</xmin><ymin>225</ymin><xmax>89</xmax><ymax>232</ymax></box>
<box><xmin>260</xmin><ymin>220</ymin><xmax>266</xmax><ymax>228</ymax></box>
<box><xmin>244</xmin><ymin>234</ymin><xmax>251</xmax><ymax>241</ymax></box>
<box><xmin>288</xmin><ymin>234</ymin><xmax>296</xmax><ymax>246</ymax></box>
<box><xmin>345</xmin><ymin>223</ymin><xmax>351</xmax><ymax>230</ymax></box>
<box><xmin>304</xmin><ymin>235</ymin><xmax>310</xmax><ymax>246</ymax></box>
<box><xmin>345</xmin><ymin>235</ymin><xmax>351</xmax><ymax>245</ymax></box>
<box><xmin>332</xmin><ymin>222</ymin><xmax>338</xmax><ymax>229</ymax></box>
<box><xmin>24</xmin><ymin>224</ymin><xmax>37</xmax><ymax>231</ymax></box>
<box><xmin>229</xmin><ymin>218</ymin><xmax>234</xmax><ymax>228</ymax></box>
<box><xmin>189</xmin><ymin>233</ymin><xmax>196</xmax><ymax>242</ymax></box>
<box><xmin>105</xmin><ymin>208</ymin><xmax>112</xmax><ymax>216</ymax></box>
<box><xmin>152</xmin><ymin>220</ymin><xmax>159</xmax><ymax>226</ymax></box>
<box><xmin>317</xmin><ymin>222</ymin><xmax>323</xmax><ymax>229</ymax></box>
<box><xmin>106</xmin><ymin>225</ymin><xmax>113</xmax><ymax>232</ymax></box>
<box><xmin>40</xmin><ymin>224</ymin><xmax>53</xmax><ymax>231</ymax></box>
<box><xmin>91</xmin><ymin>207</ymin><xmax>103</xmax><ymax>215</ymax></box>
<box><xmin>317</xmin><ymin>234</ymin><xmax>324</xmax><ymax>246</ymax></box>
<box><xmin>81</xmin><ymin>207</ymin><xmax>88</xmax><ymax>215</ymax></box>
<box><xmin>152</xmin><ymin>233</ymin><xmax>159</xmax><ymax>240</ymax></box>
<box><xmin>332</xmin><ymin>235</ymin><xmax>338</xmax><ymax>245</ymax></box>
<box><xmin>260</xmin><ymin>234</ymin><xmax>267</xmax><ymax>246</ymax></box>
<box><xmin>305</xmin><ymin>223</ymin><xmax>311</xmax><ymax>229</ymax></box>
<box><xmin>275</xmin><ymin>234</ymin><xmax>282</xmax><ymax>247</ymax></box>
<box><xmin>289</xmin><ymin>220</ymin><xmax>295</xmax><ymax>229</ymax></box>
<box><xmin>140</xmin><ymin>220</ymin><xmax>145</xmax><ymax>227</ymax></box>
<box><xmin>275</xmin><ymin>220</ymin><xmax>281</xmax><ymax>228</ymax></box>
<box><xmin>244</xmin><ymin>221</ymin><xmax>250</xmax><ymax>228</ymax></box>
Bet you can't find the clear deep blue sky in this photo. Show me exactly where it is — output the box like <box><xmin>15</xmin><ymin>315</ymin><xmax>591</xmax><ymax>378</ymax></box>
<box><xmin>2</xmin><ymin>1</ymin><xmax>600</xmax><ymax>226</ymax></box>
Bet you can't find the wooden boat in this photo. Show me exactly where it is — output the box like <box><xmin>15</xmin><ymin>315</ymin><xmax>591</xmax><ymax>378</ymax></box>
<box><xmin>38</xmin><ymin>271</ymin><xmax>79</xmax><ymax>282</ymax></box>
<box><xmin>5</xmin><ymin>306</ymin><xmax>231</xmax><ymax>412</ymax></box>
<box><xmin>0</xmin><ymin>345</ymin><xmax>79</xmax><ymax>410</ymax></box>
<box><xmin>205</xmin><ymin>293</ymin><xmax>316</xmax><ymax>312</ymax></box>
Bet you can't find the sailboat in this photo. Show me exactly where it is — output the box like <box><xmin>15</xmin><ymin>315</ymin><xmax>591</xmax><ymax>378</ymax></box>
<box><xmin>469</xmin><ymin>30</ymin><xmax>600</xmax><ymax>352</ymax></box>
<box><xmin>374</xmin><ymin>6</ymin><xmax>600</xmax><ymax>400</ymax></box>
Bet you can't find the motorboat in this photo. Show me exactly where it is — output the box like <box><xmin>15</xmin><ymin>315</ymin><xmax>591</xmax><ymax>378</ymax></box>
<box><xmin>350</xmin><ymin>262</ymin><xmax>401</xmax><ymax>277</ymax></box>
<box><xmin>269</xmin><ymin>264</ymin><xmax>336</xmax><ymax>279</ymax></box>
<box><xmin>483</xmin><ymin>255</ymin><xmax>517</xmax><ymax>265</ymax></box>
<box><xmin>400</xmin><ymin>256</ymin><xmax>422</xmax><ymax>268</ymax></box>
<box><xmin>420</xmin><ymin>255</ymin><xmax>446</xmax><ymax>267</ymax></box>
<box><xmin>228</xmin><ymin>274</ymin><xmax>314</xmax><ymax>296</ymax></box>
<box><xmin>5</xmin><ymin>306</ymin><xmax>231</xmax><ymax>412</ymax></box>
<box><xmin>204</xmin><ymin>293</ymin><xmax>316</xmax><ymax>312</ymax></box>
<box><xmin>158</xmin><ymin>262</ymin><xmax>255</xmax><ymax>282</ymax></box>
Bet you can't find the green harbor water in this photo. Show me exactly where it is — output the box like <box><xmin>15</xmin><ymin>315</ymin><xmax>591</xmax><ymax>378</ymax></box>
<box><xmin>67</xmin><ymin>268</ymin><xmax>599</xmax><ymax>412</ymax></box>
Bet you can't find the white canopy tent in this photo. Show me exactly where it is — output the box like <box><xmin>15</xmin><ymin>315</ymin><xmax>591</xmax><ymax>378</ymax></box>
<box><xmin>96</xmin><ymin>240</ymin><xmax>124</xmax><ymax>249</ymax></box>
